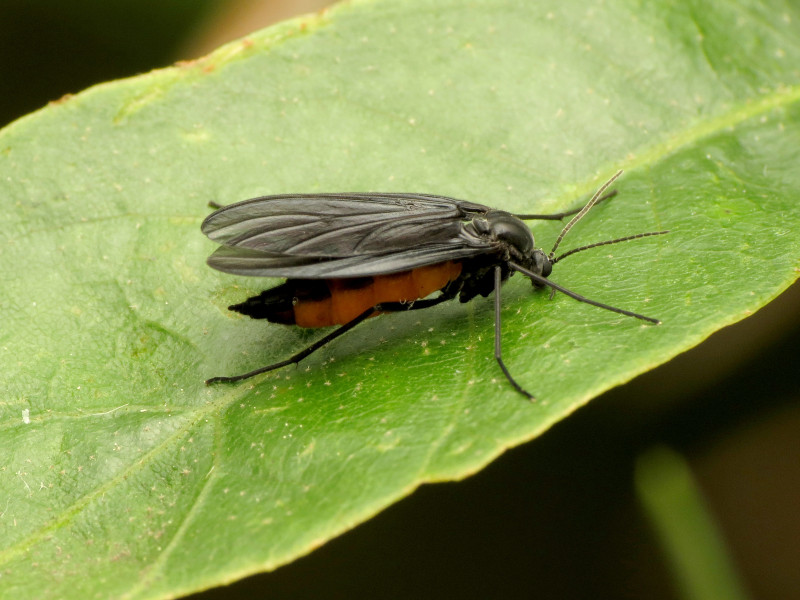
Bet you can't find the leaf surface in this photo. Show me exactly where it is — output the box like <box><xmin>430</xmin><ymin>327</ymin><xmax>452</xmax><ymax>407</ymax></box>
<box><xmin>2</xmin><ymin>1</ymin><xmax>800</xmax><ymax>598</ymax></box>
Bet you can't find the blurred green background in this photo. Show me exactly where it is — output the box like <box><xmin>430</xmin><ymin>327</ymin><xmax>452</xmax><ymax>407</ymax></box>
<box><xmin>3</xmin><ymin>1</ymin><xmax>798</xmax><ymax>598</ymax></box>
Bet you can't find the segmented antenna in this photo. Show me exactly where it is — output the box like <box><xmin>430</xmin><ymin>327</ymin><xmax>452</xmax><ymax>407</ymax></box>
<box><xmin>553</xmin><ymin>230</ymin><xmax>669</xmax><ymax>264</ymax></box>
<box><xmin>549</xmin><ymin>170</ymin><xmax>623</xmax><ymax>259</ymax></box>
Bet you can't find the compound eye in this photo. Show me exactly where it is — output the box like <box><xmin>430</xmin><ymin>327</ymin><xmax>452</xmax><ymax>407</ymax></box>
<box><xmin>527</xmin><ymin>250</ymin><xmax>552</xmax><ymax>286</ymax></box>
<box><xmin>538</xmin><ymin>252</ymin><xmax>553</xmax><ymax>277</ymax></box>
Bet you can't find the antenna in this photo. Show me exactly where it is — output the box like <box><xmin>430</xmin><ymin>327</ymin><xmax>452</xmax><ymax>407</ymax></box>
<box><xmin>549</xmin><ymin>170</ymin><xmax>622</xmax><ymax>259</ymax></box>
<box><xmin>514</xmin><ymin>170</ymin><xmax>667</xmax><ymax>324</ymax></box>
<box><xmin>553</xmin><ymin>231</ymin><xmax>669</xmax><ymax>264</ymax></box>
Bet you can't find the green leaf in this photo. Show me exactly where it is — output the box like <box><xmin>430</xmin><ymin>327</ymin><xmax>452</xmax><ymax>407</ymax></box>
<box><xmin>2</xmin><ymin>0</ymin><xmax>799</xmax><ymax>598</ymax></box>
<box><xmin>636</xmin><ymin>447</ymin><xmax>750</xmax><ymax>600</ymax></box>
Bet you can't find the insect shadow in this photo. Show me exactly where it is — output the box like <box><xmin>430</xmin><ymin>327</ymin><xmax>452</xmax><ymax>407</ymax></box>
<box><xmin>202</xmin><ymin>170</ymin><xmax>667</xmax><ymax>399</ymax></box>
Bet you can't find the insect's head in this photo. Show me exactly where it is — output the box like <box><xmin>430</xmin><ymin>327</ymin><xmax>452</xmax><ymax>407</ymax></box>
<box><xmin>507</xmin><ymin>171</ymin><xmax>668</xmax><ymax>326</ymax></box>
<box><xmin>528</xmin><ymin>249</ymin><xmax>553</xmax><ymax>284</ymax></box>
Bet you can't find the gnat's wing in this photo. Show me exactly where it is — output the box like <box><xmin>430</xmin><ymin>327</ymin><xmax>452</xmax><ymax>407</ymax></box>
<box><xmin>201</xmin><ymin>193</ymin><xmax>491</xmax><ymax>256</ymax></box>
<box><xmin>202</xmin><ymin>193</ymin><xmax>496</xmax><ymax>278</ymax></box>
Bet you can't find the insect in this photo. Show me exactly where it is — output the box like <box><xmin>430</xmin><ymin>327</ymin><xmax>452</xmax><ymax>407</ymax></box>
<box><xmin>201</xmin><ymin>170</ymin><xmax>667</xmax><ymax>399</ymax></box>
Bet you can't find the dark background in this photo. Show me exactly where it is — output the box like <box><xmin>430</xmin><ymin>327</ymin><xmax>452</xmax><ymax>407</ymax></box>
<box><xmin>4</xmin><ymin>2</ymin><xmax>798</xmax><ymax>598</ymax></box>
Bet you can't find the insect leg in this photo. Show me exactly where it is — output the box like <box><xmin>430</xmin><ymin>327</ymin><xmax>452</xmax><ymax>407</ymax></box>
<box><xmin>508</xmin><ymin>261</ymin><xmax>661</xmax><ymax>324</ymax></box>
<box><xmin>514</xmin><ymin>190</ymin><xmax>617</xmax><ymax>221</ymax></box>
<box><xmin>205</xmin><ymin>306</ymin><xmax>377</xmax><ymax>385</ymax></box>
<box><xmin>493</xmin><ymin>265</ymin><xmax>535</xmax><ymax>401</ymax></box>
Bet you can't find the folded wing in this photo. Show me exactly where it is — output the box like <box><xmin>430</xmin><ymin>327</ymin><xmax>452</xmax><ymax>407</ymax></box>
<box><xmin>202</xmin><ymin>193</ymin><xmax>494</xmax><ymax>278</ymax></box>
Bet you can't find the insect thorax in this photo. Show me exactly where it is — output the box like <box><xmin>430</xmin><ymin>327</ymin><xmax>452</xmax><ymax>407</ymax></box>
<box><xmin>471</xmin><ymin>210</ymin><xmax>535</xmax><ymax>257</ymax></box>
<box><xmin>455</xmin><ymin>255</ymin><xmax>509</xmax><ymax>303</ymax></box>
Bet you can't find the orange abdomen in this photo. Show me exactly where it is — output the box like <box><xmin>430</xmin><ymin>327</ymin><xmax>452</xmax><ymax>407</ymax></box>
<box><xmin>293</xmin><ymin>261</ymin><xmax>463</xmax><ymax>327</ymax></box>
